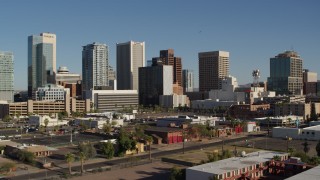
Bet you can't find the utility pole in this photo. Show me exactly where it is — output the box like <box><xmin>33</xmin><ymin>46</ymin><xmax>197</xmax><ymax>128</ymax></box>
<box><xmin>70</xmin><ymin>128</ymin><xmax>73</xmax><ymax>145</ymax></box>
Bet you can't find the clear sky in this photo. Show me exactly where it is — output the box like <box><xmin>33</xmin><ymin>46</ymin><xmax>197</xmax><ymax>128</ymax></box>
<box><xmin>0</xmin><ymin>0</ymin><xmax>319</xmax><ymax>90</ymax></box>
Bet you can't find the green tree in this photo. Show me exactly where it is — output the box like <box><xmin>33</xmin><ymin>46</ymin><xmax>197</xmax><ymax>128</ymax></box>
<box><xmin>310</xmin><ymin>113</ymin><xmax>318</xmax><ymax>121</ymax></box>
<box><xmin>273</xmin><ymin>155</ymin><xmax>281</xmax><ymax>161</ymax></box>
<box><xmin>17</xmin><ymin>150</ymin><xmax>35</xmax><ymax>164</ymax></box>
<box><xmin>65</xmin><ymin>153</ymin><xmax>75</xmax><ymax>174</ymax></box>
<box><xmin>287</xmin><ymin>118</ymin><xmax>292</xmax><ymax>127</ymax></box>
<box><xmin>78</xmin><ymin>141</ymin><xmax>96</xmax><ymax>159</ymax></box>
<box><xmin>145</xmin><ymin>135</ymin><xmax>153</xmax><ymax>160</ymax></box>
<box><xmin>2</xmin><ymin>115</ymin><xmax>12</xmax><ymax>122</ymax></box>
<box><xmin>316</xmin><ymin>140</ymin><xmax>320</xmax><ymax>156</ymax></box>
<box><xmin>309</xmin><ymin>156</ymin><xmax>320</xmax><ymax>165</ymax></box>
<box><xmin>16</xmin><ymin>112</ymin><xmax>21</xmax><ymax>122</ymax></box>
<box><xmin>293</xmin><ymin>151</ymin><xmax>309</xmax><ymax>163</ymax></box>
<box><xmin>221</xmin><ymin>149</ymin><xmax>232</xmax><ymax>159</ymax></box>
<box><xmin>102</xmin><ymin>123</ymin><xmax>112</xmax><ymax>134</ymax></box>
<box><xmin>89</xmin><ymin>118</ymin><xmax>94</xmax><ymax>129</ymax></box>
<box><xmin>288</xmin><ymin>147</ymin><xmax>295</xmax><ymax>156</ymax></box>
<box><xmin>117</xmin><ymin>129</ymin><xmax>136</xmax><ymax>156</ymax></box>
<box><xmin>99</xmin><ymin>141</ymin><xmax>114</xmax><ymax>159</ymax></box>
<box><xmin>207</xmin><ymin>152</ymin><xmax>219</xmax><ymax>162</ymax></box>
<box><xmin>169</xmin><ymin>167</ymin><xmax>185</xmax><ymax>180</ymax></box>
<box><xmin>79</xmin><ymin>152</ymin><xmax>86</xmax><ymax>174</ymax></box>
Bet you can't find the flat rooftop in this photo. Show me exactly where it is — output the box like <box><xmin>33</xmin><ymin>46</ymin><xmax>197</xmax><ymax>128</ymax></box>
<box><xmin>303</xmin><ymin>125</ymin><xmax>320</xmax><ymax>131</ymax></box>
<box><xmin>285</xmin><ymin>165</ymin><xmax>320</xmax><ymax>179</ymax></box>
<box><xmin>187</xmin><ymin>151</ymin><xmax>288</xmax><ymax>175</ymax></box>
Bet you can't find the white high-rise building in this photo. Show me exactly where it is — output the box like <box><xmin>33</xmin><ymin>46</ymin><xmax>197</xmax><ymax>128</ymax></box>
<box><xmin>82</xmin><ymin>43</ymin><xmax>109</xmax><ymax>93</ymax></box>
<box><xmin>116</xmin><ymin>41</ymin><xmax>145</xmax><ymax>90</ymax></box>
<box><xmin>28</xmin><ymin>33</ymin><xmax>56</xmax><ymax>98</ymax></box>
<box><xmin>0</xmin><ymin>51</ymin><xmax>14</xmax><ymax>103</ymax></box>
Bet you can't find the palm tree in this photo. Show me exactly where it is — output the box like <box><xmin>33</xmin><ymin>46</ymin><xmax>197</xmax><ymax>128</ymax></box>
<box><xmin>302</xmin><ymin>140</ymin><xmax>310</xmax><ymax>155</ymax></box>
<box><xmin>287</xmin><ymin>118</ymin><xmax>292</xmax><ymax>127</ymax></box>
<box><xmin>65</xmin><ymin>153</ymin><xmax>75</xmax><ymax>174</ymax></box>
<box><xmin>145</xmin><ymin>135</ymin><xmax>153</xmax><ymax>160</ymax></box>
<box><xmin>266</xmin><ymin>117</ymin><xmax>271</xmax><ymax>135</ymax></box>
<box><xmin>88</xmin><ymin>118</ymin><xmax>93</xmax><ymax>130</ymax></box>
<box><xmin>44</xmin><ymin>118</ymin><xmax>49</xmax><ymax>132</ymax></box>
<box><xmin>79</xmin><ymin>152</ymin><xmax>86</xmax><ymax>174</ymax></box>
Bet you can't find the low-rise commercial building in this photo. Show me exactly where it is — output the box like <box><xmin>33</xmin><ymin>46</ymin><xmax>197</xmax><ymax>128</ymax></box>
<box><xmin>0</xmin><ymin>98</ymin><xmax>90</xmax><ymax>118</ymax></box>
<box><xmin>186</xmin><ymin>151</ymin><xmax>288</xmax><ymax>180</ymax></box>
<box><xmin>85</xmin><ymin>90</ymin><xmax>138</xmax><ymax>112</ymax></box>
<box><xmin>272</xmin><ymin>125</ymin><xmax>320</xmax><ymax>140</ymax></box>
<box><xmin>29</xmin><ymin>114</ymin><xmax>68</xmax><ymax>127</ymax></box>
<box><xmin>275</xmin><ymin>102</ymin><xmax>311</xmax><ymax>120</ymax></box>
<box><xmin>5</xmin><ymin>144</ymin><xmax>56</xmax><ymax>158</ymax></box>
<box><xmin>74</xmin><ymin>117</ymin><xmax>124</xmax><ymax>129</ymax></box>
<box><xmin>159</xmin><ymin>94</ymin><xmax>190</xmax><ymax>108</ymax></box>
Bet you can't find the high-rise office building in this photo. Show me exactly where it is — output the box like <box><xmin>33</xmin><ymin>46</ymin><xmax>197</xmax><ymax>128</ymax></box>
<box><xmin>28</xmin><ymin>33</ymin><xmax>56</xmax><ymax>98</ymax></box>
<box><xmin>82</xmin><ymin>42</ymin><xmax>109</xmax><ymax>92</ymax></box>
<box><xmin>267</xmin><ymin>51</ymin><xmax>303</xmax><ymax>95</ymax></box>
<box><xmin>116</xmin><ymin>41</ymin><xmax>145</xmax><ymax>90</ymax></box>
<box><xmin>138</xmin><ymin>60</ymin><xmax>173</xmax><ymax>106</ymax></box>
<box><xmin>182</xmin><ymin>69</ymin><xmax>194</xmax><ymax>93</ymax></box>
<box><xmin>0</xmin><ymin>51</ymin><xmax>14</xmax><ymax>102</ymax></box>
<box><xmin>198</xmin><ymin>51</ymin><xmax>229</xmax><ymax>92</ymax></box>
<box><xmin>152</xmin><ymin>49</ymin><xmax>182</xmax><ymax>87</ymax></box>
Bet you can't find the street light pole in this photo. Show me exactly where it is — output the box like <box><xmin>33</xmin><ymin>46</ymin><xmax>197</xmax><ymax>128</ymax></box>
<box><xmin>70</xmin><ymin>128</ymin><xmax>73</xmax><ymax>145</ymax></box>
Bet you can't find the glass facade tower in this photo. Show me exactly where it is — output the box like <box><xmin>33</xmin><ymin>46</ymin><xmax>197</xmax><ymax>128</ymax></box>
<box><xmin>0</xmin><ymin>51</ymin><xmax>14</xmax><ymax>102</ymax></box>
<box><xmin>28</xmin><ymin>33</ymin><xmax>56</xmax><ymax>98</ymax></box>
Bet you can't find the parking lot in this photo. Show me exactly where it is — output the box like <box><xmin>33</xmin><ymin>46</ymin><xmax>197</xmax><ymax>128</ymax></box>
<box><xmin>232</xmin><ymin>136</ymin><xmax>318</xmax><ymax>156</ymax></box>
<box><xmin>12</xmin><ymin>133</ymin><xmax>106</xmax><ymax>147</ymax></box>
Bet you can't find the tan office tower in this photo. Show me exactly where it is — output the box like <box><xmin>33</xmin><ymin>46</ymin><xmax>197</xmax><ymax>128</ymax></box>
<box><xmin>117</xmin><ymin>41</ymin><xmax>145</xmax><ymax>90</ymax></box>
<box><xmin>199</xmin><ymin>51</ymin><xmax>229</xmax><ymax>92</ymax></box>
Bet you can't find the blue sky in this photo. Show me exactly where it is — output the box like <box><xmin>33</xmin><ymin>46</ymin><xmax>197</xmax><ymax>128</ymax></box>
<box><xmin>0</xmin><ymin>0</ymin><xmax>319</xmax><ymax>90</ymax></box>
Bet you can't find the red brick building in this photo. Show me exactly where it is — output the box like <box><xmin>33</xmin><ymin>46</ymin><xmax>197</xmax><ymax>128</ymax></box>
<box><xmin>145</xmin><ymin>127</ymin><xmax>183</xmax><ymax>144</ymax></box>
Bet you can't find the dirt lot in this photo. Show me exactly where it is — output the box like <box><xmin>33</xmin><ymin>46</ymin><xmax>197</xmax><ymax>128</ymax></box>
<box><xmin>72</xmin><ymin>161</ymin><xmax>184</xmax><ymax>180</ymax></box>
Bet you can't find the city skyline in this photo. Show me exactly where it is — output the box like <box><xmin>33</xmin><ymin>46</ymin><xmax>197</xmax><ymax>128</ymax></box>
<box><xmin>0</xmin><ymin>0</ymin><xmax>319</xmax><ymax>90</ymax></box>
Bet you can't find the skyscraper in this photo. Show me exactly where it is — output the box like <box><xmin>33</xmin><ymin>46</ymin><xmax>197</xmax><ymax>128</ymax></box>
<box><xmin>28</xmin><ymin>33</ymin><xmax>56</xmax><ymax>98</ymax></box>
<box><xmin>139</xmin><ymin>60</ymin><xmax>173</xmax><ymax>106</ymax></box>
<box><xmin>267</xmin><ymin>51</ymin><xmax>303</xmax><ymax>95</ymax></box>
<box><xmin>116</xmin><ymin>41</ymin><xmax>145</xmax><ymax>90</ymax></box>
<box><xmin>82</xmin><ymin>43</ymin><xmax>109</xmax><ymax>92</ymax></box>
<box><xmin>153</xmin><ymin>49</ymin><xmax>182</xmax><ymax>86</ymax></box>
<box><xmin>199</xmin><ymin>51</ymin><xmax>229</xmax><ymax>92</ymax></box>
<box><xmin>0</xmin><ymin>51</ymin><xmax>14</xmax><ymax>102</ymax></box>
<box><xmin>182</xmin><ymin>69</ymin><xmax>194</xmax><ymax>93</ymax></box>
